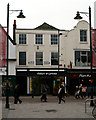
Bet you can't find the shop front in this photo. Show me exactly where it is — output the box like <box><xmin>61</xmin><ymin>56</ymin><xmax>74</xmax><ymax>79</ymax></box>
<box><xmin>67</xmin><ymin>69</ymin><xmax>96</xmax><ymax>95</ymax></box>
<box><xmin>2</xmin><ymin>75</ymin><xmax>16</xmax><ymax>96</ymax></box>
<box><xmin>16</xmin><ymin>68</ymin><xmax>66</xmax><ymax>96</ymax></box>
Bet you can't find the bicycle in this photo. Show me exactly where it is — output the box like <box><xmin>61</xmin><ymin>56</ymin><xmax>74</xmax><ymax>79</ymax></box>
<box><xmin>92</xmin><ymin>102</ymin><xmax>96</xmax><ymax>119</ymax></box>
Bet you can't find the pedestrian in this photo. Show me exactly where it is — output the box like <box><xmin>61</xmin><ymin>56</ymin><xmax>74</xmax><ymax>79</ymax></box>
<box><xmin>31</xmin><ymin>88</ymin><xmax>34</xmax><ymax>98</ymax></box>
<box><xmin>82</xmin><ymin>86</ymin><xmax>87</xmax><ymax>98</ymax></box>
<box><xmin>14</xmin><ymin>84</ymin><xmax>22</xmax><ymax>104</ymax></box>
<box><xmin>74</xmin><ymin>86</ymin><xmax>80</xmax><ymax>99</ymax></box>
<box><xmin>79</xmin><ymin>85</ymin><xmax>83</xmax><ymax>99</ymax></box>
<box><xmin>41</xmin><ymin>85</ymin><xmax>47</xmax><ymax>102</ymax></box>
<box><xmin>58</xmin><ymin>85</ymin><xmax>65</xmax><ymax>104</ymax></box>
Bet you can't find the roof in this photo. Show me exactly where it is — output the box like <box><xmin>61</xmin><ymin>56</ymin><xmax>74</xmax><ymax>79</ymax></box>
<box><xmin>0</xmin><ymin>24</ymin><xmax>16</xmax><ymax>45</ymax></box>
<box><xmin>34</xmin><ymin>22</ymin><xmax>59</xmax><ymax>30</ymax></box>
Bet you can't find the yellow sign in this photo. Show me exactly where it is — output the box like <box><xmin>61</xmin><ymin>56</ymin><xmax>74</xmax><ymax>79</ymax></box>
<box><xmin>57</xmin><ymin>79</ymin><xmax>60</xmax><ymax>81</ymax></box>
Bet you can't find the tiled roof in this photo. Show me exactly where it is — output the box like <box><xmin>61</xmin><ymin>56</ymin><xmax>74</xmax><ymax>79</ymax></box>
<box><xmin>35</xmin><ymin>22</ymin><xmax>59</xmax><ymax>30</ymax></box>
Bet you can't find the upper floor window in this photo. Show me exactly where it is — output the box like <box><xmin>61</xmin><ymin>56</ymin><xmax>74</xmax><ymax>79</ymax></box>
<box><xmin>36</xmin><ymin>52</ymin><xmax>43</xmax><ymax>65</ymax></box>
<box><xmin>51</xmin><ymin>34</ymin><xmax>58</xmax><ymax>45</ymax></box>
<box><xmin>19</xmin><ymin>34</ymin><xmax>26</xmax><ymax>44</ymax></box>
<box><xmin>51</xmin><ymin>52</ymin><xmax>58</xmax><ymax>65</ymax></box>
<box><xmin>75</xmin><ymin>51</ymin><xmax>90</xmax><ymax>67</ymax></box>
<box><xmin>80</xmin><ymin>30</ymin><xmax>87</xmax><ymax>42</ymax></box>
<box><xmin>19</xmin><ymin>52</ymin><xmax>26</xmax><ymax>65</ymax></box>
<box><xmin>35</xmin><ymin>34</ymin><xmax>43</xmax><ymax>45</ymax></box>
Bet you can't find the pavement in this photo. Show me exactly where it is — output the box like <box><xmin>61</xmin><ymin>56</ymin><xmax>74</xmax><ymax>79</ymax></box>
<box><xmin>1</xmin><ymin>96</ymin><xmax>95</xmax><ymax>119</ymax></box>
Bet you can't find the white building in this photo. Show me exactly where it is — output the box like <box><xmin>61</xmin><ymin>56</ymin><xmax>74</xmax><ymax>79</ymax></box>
<box><xmin>15</xmin><ymin>20</ymin><xmax>96</xmax><ymax>95</ymax></box>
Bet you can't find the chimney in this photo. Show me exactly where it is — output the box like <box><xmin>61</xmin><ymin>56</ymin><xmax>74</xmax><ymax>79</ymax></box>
<box><xmin>13</xmin><ymin>20</ymin><xmax>16</xmax><ymax>44</ymax></box>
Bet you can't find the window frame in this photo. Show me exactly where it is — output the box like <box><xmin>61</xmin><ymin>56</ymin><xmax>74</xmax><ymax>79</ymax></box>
<box><xmin>75</xmin><ymin>51</ymin><xmax>90</xmax><ymax>67</ymax></box>
<box><xmin>35</xmin><ymin>52</ymin><xmax>43</xmax><ymax>65</ymax></box>
<box><xmin>19</xmin><ymin>52</ymin><xmax>26</xmax><ymax>65</ymax></box>
<box><xmin>51</xmin><ymin>52</ymin><xmax>58</xmax><ymax>65</ymax></box>
<box><xmin>51</xmin><ymin>34</ymin><xmax>58</xmax><ymax>45</ymax></box>
<box><xmin>35</xmin><ymin>34</ymin><xmax>43</xmax><ymax>45</ymax></box>
<box><xmin>80</xmin><ymin>30</ymin><xmax>87</xmax><ymax>42</ymax></box>
<box><xmin>19</xmin><ymin>34</ymin><xmax>27</xmax><ymax>44</ymax></box>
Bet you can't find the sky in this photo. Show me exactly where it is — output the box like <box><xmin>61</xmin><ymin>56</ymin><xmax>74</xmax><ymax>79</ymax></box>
<box><xmin>0</xmin><ymin>0</ymin><xmax>96</xmax><ymax>37</ymax></box>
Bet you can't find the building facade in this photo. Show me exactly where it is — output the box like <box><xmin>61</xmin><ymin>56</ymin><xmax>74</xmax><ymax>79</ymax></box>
<box><xmin>15</xmin><ymin>20</ymin><xmax>96</xmax><ymax>95</ymax></box>
<box><xmin>0</xmin><ymin>24</ymin><xmax>16</xmax><ymax>96</ymax></box>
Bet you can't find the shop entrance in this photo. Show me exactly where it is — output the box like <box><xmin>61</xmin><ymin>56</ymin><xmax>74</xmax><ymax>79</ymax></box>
<box><xmin>16</xmin><ymin>76</ymin><xmax>27</xmax><ymax>96</ymax></box>
<box><xmin>68</xmin><ymin>77</ymin><xmax>93</xmax><ymax>95</ymax></box>
<box><xmin>31</xmin><ymin>75</ymin><xmax>64</xmax><ymax>95</ymax></box>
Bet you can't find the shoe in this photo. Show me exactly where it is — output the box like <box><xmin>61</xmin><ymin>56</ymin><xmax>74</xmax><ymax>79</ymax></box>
<box><xmin>19</xmin><ymin>101</ymin><xmax>22</xmax><ymax>104</ymax></box>
<box><xmin>14</xmin><ymin>102</ymin><xmax>17</xmax><ymax>104</ymax></box>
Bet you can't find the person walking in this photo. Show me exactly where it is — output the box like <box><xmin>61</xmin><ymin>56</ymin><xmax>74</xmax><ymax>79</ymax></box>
<box><xmin>41</xmin><ymin>85</ymin><xmax>47</xmax><ymax>102</ymax></box>
<box><xmin>74</xmin><ymin>86</ymin><xmax>80</xmax><ymax>99</ymax></box>
<box><xmin>14</xmin><ymin>84</ymin><xmax>22</xmax><ymax>104</ymax></box>
<box><xmin>58</xmin><ymin>85</ymin><xmax>65</xmax><ymax>104</ymax></box>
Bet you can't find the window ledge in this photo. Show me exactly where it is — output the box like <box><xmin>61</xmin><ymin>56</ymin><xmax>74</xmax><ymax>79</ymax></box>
<box><xmin>18</xmin><ymin>44</ymin><xmax>28</xmax><ymax>46</ymax></box>
<box><xmin>79</xmin><ymin>42</ymin><xmax>88</xmax><ymax>44</ymax></box>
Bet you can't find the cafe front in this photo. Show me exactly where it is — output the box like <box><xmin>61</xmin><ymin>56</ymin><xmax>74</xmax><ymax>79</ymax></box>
<box><xmin>67</xmin><ymin>69</ymin><xmax>96</xmax><ymax>95</ymax></box>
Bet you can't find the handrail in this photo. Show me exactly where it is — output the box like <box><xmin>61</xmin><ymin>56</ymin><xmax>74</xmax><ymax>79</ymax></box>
<box><xmin>85</xmin><ymin>98</ymin><xmax>96</xmax><ymax>113</ymax></box>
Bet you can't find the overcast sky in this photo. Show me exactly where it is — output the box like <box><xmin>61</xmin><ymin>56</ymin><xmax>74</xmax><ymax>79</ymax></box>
<box><xmin>0</xmin><ymin>0</ymin><xmax>96</xmax><ymax>37</ymax></box>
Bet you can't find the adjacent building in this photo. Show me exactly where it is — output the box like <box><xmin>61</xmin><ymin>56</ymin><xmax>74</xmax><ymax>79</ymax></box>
<box><xmin>0</xmin><ymin>24</ymin><xmax>16</xmax><ymax>96</ymax></box>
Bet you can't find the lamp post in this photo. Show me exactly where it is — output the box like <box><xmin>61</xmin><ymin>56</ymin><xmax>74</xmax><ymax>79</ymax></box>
<box><xmin>58</xmin><ymin>30</ymin><xmax>62</xmax><ymax>74</ymax></box>
<box><xmin>74</xmin><ymin>6</ymin><xmax>94</xmax><ymax>106</ymax></box>
<box><xmin>6</xmin><ymin>3</ymin><xmax>25</xmax><ymax>108</ymax></box>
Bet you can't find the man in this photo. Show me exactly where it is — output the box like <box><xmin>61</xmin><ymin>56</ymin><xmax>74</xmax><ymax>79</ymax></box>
<box><xmin>14</xmin><ymin>84</ymin><xmax>22</xmax><ymax>104</ymax></box>
<box><xmin>58</xmin><ymin>84</ymin><xmax>65</xmax><ymax>104</ymax></box>
<box><xmin>41</xmin><ymin>85</ymin><xmax>47</xmax><ymax>102</ymax></box>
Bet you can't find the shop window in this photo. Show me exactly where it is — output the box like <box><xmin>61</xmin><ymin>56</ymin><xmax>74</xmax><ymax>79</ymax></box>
<box><xmin>75</xmin><ymin>51</ymin><xmax>90</xmax><ymax>66</ymax></box>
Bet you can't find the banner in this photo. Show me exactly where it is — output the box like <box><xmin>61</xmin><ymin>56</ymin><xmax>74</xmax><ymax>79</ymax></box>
<box><xmin>0</xmin><ymin>26</ymin><xmax>6</xmax><ymax>67</ymax></box>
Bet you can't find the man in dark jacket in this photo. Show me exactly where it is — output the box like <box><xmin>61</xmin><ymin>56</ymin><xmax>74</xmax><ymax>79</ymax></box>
<box><xmin>58</xmin><ymin>85</ymin><xmax>65</xmax><ymax>104</ymax></box>
<box><xmin>41</xmin><ymin>86</ymin><xmax>47</xmax><ymax>102</ymax></box>
<box><xmin>14</xmin><ymin>84</ymin><xmax>22</xmax><ymax>104</ymax></box>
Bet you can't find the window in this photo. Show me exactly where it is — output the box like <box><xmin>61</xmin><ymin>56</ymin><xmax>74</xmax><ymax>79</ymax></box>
<box><xmin>36</xmin><ymin>52</ymin><xmax>43</xmax><ymax>65</ymax></box>
<box><xmin>19</xmin><ymin>52</ymin><xmax>26</xmax><ymax>65</ymax></box>
<box><xmin>80</xmin><ymin>30</ymin><xmax>87</xmax><ymax>42</ymax></box>
<box><xmin>35</xmin><ymin>34</ymin><xmax>43</xmax><ymax>44</ymax></box>
<box><xmin>51</xmin><ymin>34</ymin><xmax>58</xmax><ymax>45</ymax></box>
<box><xmin>75</xmin><ymin>51</ymin><xmax>90</xmax><ymax>66</ymax></box>
<box><xmin>19</xmin><ymin>34</ymin><xmax>26</xmax><ymax>44</ymax></box>
<box><xmin>51</xmin><ymin>52</ymin><xmax>58</xmax><ymax>65</ymax></box>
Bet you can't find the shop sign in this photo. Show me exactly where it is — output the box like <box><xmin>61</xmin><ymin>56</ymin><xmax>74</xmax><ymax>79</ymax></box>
<box><xmin>37</xmin><ymin>72</ymin><xmax>57</xmax><ymax>76</ymax></box>
<box><xmin>79</xmin><ymin>74</ymin><xmax>91</xmax><ymax>78</ymax></box>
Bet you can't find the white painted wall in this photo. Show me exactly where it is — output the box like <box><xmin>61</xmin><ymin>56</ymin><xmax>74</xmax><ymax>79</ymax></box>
<box><xmin>16</xmin><ymin>20</ymin><xmax>90</xmax><ymax>70</ymax></box>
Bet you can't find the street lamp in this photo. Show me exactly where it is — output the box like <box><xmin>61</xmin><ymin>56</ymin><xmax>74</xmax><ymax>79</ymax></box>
<box><xmin>6</xmin><ymin>3</ymin><xmax>25</xmax><ymax>108</ymax></box>
<box><xmin>74</xmin><ymin>6</ymin><xmax>94</xmax><ymax>106</ymax></box>
<box><xmin>58</xmin><ymin>30</ymin><xmax>62</xmax><ymax>74</ymax></box>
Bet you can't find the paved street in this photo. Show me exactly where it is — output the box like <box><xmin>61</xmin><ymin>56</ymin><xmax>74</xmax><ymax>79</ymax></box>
<box><xmin>2</xmin><ymin>96</ymin><xmax>95</xmax><ymax>119</ymax></box>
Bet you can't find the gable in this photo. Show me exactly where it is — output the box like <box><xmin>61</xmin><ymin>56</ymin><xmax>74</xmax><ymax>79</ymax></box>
<box><xmin>34</xmin><ymin>22</ymin><xmax>59</xmax><ymax>30</ymax></box>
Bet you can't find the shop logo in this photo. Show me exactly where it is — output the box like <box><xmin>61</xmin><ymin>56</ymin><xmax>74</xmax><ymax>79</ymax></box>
<box><xmin>79</xmin><ymin>74</ymin><xmax>91</xmax><ymax>78</ymax></box>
